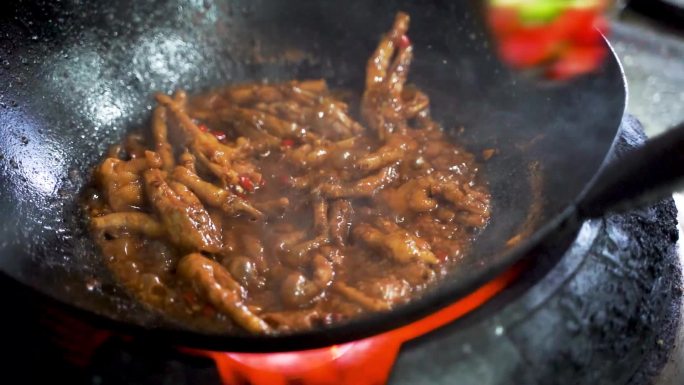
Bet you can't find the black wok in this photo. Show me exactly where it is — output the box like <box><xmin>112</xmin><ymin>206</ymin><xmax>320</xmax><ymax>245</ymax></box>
<box><xmin>2</xmin><ymin>0</ymin><xmax>673</xmax><ymax>352</ymax></box>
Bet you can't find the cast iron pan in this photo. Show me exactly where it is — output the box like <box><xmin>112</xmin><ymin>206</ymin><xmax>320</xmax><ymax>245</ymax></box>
<box><xmin>0</xmin><ymin>0</ymin><xmax>656</xmax><ymax>351</ymax></box>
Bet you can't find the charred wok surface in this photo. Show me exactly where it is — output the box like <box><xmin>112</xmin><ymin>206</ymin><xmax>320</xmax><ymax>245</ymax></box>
<box><xmin>83</xmin><ymin>12</ymin><xmax>491</xmax><ymax>334</ymax></box>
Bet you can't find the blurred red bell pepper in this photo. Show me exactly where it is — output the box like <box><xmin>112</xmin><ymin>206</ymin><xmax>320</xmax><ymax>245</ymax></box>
<box><xmin>487</xmin><ymin>0</ymin><xmax>610</xmax><ymax>80</ymax></box>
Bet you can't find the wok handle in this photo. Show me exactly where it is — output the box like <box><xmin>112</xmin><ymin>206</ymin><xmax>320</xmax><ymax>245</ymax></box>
<box><xmin>577</xmin><ymin>120</ymin><xmax>684</xmax><ymax>218</ymax></box>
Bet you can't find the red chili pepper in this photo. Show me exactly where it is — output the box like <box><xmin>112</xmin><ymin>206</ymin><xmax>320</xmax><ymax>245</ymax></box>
<box><xmin>435</xmin><ymin>251</ymin><xmax>449</xmax><ymax>262</ymax></box>
<box><xmin>236</xmin><ymin>192</ymin><xmax>247</xmax><ymax>199</ymax></box>
<box><xmin>239</xmin><ymin>175</ymin><xmax>255</xmax><ymax>192</ymax></box>
<box><xmin>281</xmin><ymin>138</ymin><xmax>295</xmax><ymax>148</ymax></box>
<box><xmin>211</xmin><ymin>130</ymin><xmax>227</xmax><ymax>142</ymax></box>
<box><xmin>197</xmin><ymin>124</ymin><xmax>209</xmax><ymax>133</ymax></box>
<box><xmin>398</xmin><ymin>34</ymin><xmax>411</xmax><ymax>49</ymax></box>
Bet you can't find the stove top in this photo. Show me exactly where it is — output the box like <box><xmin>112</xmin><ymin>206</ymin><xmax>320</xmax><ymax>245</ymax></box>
<box><xmin>0</xmin><ymin>116</ymin><xmax>680</xmax><ymax>385</ymax></box>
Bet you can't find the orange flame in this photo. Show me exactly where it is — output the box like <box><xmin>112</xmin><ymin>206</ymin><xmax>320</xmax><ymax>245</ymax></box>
<box><xmin>190</xmin><ymin>263</ymin><xmax>523</xmax><ymax>385</ymax></box>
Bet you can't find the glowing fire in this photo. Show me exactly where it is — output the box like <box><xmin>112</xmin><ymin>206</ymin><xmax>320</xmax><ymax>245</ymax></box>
<box><xmin>191</xmin><ymin>264</ymin><xmax>522</xmax><ymax>385</ymax></box>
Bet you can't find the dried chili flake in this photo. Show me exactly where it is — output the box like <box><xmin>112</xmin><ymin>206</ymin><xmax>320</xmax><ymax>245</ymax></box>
<box><xmin>211</xmin><ymin>130</ymin><xmax>227</xmax><ymax>142</ymax></box>
<box><xmin>435</xmin><ymin>251</ymin><xmax>449</xmax><ymax>262</ymax></box>
<box><xmin>281</xmin><ymin>138</ymin><xmax>295</xmax><ymax>148</ymax></box>
<box><xmin>398</xmin><ymin>34</ymin><xmax>411</xmax><ymax>49</ymax></box>
<box><xmin>239</xmin><ymin>175</ymin><xmax>255</xmax><ymax>192</ymax></box>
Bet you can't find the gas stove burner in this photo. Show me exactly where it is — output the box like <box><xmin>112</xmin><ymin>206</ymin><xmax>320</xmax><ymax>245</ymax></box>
<box><xmin>1</xmin><ymin>115</ymin><xmax>680</xmax><ymax>385</ymax></box>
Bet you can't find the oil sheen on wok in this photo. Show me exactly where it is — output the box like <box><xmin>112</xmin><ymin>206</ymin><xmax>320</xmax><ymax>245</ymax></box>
<box><xmin>84</xmin><ymin>12</ymin><xmax>492</xmax><ymax>335</ymax></box>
